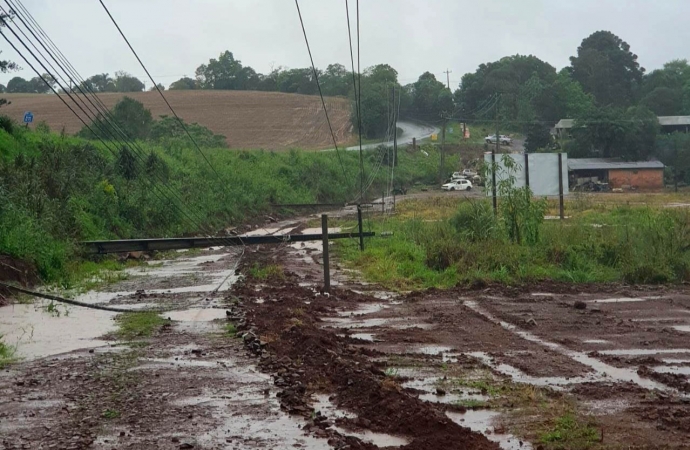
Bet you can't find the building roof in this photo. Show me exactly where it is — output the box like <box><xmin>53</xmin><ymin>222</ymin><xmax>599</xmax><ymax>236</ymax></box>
<box><xmin>556</xmin><ymin>116</ymin><xmax>690</xmax><ymax>130</ymax></box>
<box><xmin>568</xmin><ymin>158</ymin><xmax>665</xmax><ymax>171</ymax></box>
<box><xmin>658</xmin><ymin>116</ymin><xmax>690</xmax><ymax>126</ymax></box>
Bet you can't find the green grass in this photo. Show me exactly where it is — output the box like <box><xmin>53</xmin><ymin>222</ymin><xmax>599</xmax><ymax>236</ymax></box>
<box><xmin>0</xmin><ymin>335</ymin><xmax>18</xmax><ymax>369</ymax></box>
<box><xmin>538</xmin><ymin>413</ymin><xmax>600</xmax><ymax>449</ymax></box>
<box><xmin>249</xmin><ymin>263</ymin><xmax>285</xmax><ymax>281</ymax></box>
<box><xmin>225</xmin><ymin>323</ymin><xmax>237</xmax><ymax>337</ymax></box>
<box><xmin>102</xmin><ymin>409</ymin><xmax>121</xmax><ymax>419</ymax></box>
<box><xmin>335</xmin><ymin>201</ymin><xmax>690</xmax><ymax>288</ymax></box>
<box><xmin>454</xmin><ymin>399</ymin><xmax>487</xmax><ymax>409</ymax></box>
<box><xmin>114</xmin><ymin>312</ymin><xmax>167</xmax><ymax>341</ymax></box>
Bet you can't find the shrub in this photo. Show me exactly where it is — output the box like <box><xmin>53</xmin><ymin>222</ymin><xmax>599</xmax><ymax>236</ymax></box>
<box><xmin>450</xmin><ymin>200</ymin><xmax>497</xmax><ymax>242</ymax></box>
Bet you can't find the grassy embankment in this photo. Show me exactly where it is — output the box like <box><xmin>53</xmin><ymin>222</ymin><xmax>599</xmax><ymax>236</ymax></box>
<box><xmin>0</xmin><ymin>119</ymin><xmax>460</xmax><ymax>288</ymax></box>
<box><xmin>335</xmin><ymin>192</ymin><xmax>690</xmax><ymax>289</ymax></box>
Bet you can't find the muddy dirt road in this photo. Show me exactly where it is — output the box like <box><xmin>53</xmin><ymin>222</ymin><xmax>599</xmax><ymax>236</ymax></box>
<box><xmin>2</xmin><ymin>214</ymin><xmax>690</xmax><ymax>449</ymax></box>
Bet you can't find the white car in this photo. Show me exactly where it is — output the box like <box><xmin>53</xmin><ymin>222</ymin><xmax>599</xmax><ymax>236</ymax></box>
<box><xmin>451</xmin><ymin>172</ymin><xmax>467</xmax><ymax>181</ymax></box>
<box><xmin>442</xmin><ymin>179</ymin><xmax>473</xmax><ymax>191</ymax></box>
<box><xmin>462</xmin><ymin>169</ymin><xmax>478</xmax><ymax>177</ymax></box>
<box><xmin>485</xmin><ymin>134</ymin><xmax>512</xmax><ymax>145</ymax></box>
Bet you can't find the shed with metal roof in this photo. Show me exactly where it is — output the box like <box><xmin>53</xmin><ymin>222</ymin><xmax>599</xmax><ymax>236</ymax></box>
<box><xmin>568</xmin><ymin>158</ymin><xmax>665</xmax><ymax>190</ymax></box>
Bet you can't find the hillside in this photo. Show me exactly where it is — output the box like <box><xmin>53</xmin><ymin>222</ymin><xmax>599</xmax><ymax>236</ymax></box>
<box><xmin>1</xmin><ymin>90</ymin><xmax>353</xmax><ymax>150</ymax></box>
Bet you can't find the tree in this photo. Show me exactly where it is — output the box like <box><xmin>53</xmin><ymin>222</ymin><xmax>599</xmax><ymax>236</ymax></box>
<box><xmin>6</xmin><ymin>76</ymin><xmax>30</xmax><ymax>93</ymax></box>
<box><xmin>656</xmin><ymin>133</ymin><xmax>690</xmax><ymax>188</ymax></box>
<box><xmin>82</xmin><ymin>73</ymin><xmax>115</xmax><ymax>92</ymax></box>
<box><xmin>276</xmin><ymin>68</ymin><xmax>317</xmax><ymax>94</ymax></box>
<box><xmin>149</xmin><ymin>115</ymin><xmax>227</xmax><ymax>148</ymax></box>
<box><xmin>533</xmin><ymin>70</ymin><xmax>595</xmax><ymax>122</ymax></box>
<box><xmin>195</xmin><ymin>50</ymin><xmax>259</xmax><ymax>90</ymax></box>
<box><xmin>568</xmin><ymin>31</ymin><xmax>644</xmax><ymax>107</ymax></box>
<box><xmin>148</xmin><ymin>83</ymin><xmax>165</xmax><ymax>92</ymax></box>
<box><xmin>79</xmin><ymin>96</ymin><xmax>152</xmax><ymax>140</ymax></box>
<box><xmin>0</xmin><ymin>48</ymin><xmax>18</xmax><ymax>107</ymax></box>
<box><xmin>169</xmin><ymin>77</ymin><xmax>198</xmax><ymax>90</ymax></box>
<box><xmin>570</xmin><ymin>105</ymin><xmax>657</xmax><ymax>160</ymax></box>
<box><xmin>116</xmin><ymin>146</ymin><xmax>138</xmax><ymax>180</ymax></box>
<box><xmin>524</xmin><ymin>124</ymin><xmax>553</xmax><ymax>152</ymax></box>
<box><xmin>455</xmin><ymin>55</ymin><xmax>557</xmax><ymax>122</ymax></box>
<box><xmin>641</xmin><ymin>87</ymin><xmax>683</xmax><ymax>116</ymax></box>
<box><xmin>320</xmin><ymin>63</ymin><xmax>350</xmax><ymax>97</ymax></box>
<box><xmin>113</xmin><ymin>71</ymin><xmax>145</xmax><ymax>92</ymax></box>
<box><xmin>410</xmin><ymin>72</ymin><xmax>451</xmax><ymax>119</ymax></box>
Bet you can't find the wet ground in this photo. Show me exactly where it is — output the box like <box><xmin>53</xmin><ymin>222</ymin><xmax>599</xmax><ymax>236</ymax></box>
<box><xmin>2</xmin><ymin>214</ymin><xmax>690</xmax><ymax>449</ymax></box>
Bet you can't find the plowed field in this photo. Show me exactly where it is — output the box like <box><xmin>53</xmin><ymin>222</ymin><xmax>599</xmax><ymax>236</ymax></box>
<box><xmin>2</xmin><ymin>90</ymin><xmax>353</xmax><ymax>150</ymax></box>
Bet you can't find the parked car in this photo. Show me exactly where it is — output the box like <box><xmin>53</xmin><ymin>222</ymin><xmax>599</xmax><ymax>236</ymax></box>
<box><xmin>451</xmin><ymin>171</ymin><xmax>467</xmax><ymax>181</ymax></box>
<box><xmin>462</xmin><ymin>169</ymin><xmax>478</xmax><ymax>177</ymax></box>
<box><xmin>442</xmin><ymin>179</ymin><xmax>472</xmax><ymax>191</ymax></box>
<box><xmin>485</xmin><ymin>134</ymin><xmax>512</xmax><ymax>145</ymax></box>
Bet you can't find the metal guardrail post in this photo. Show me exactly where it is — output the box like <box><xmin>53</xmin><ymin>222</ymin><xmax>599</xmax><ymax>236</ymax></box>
<box><xmin>322</xmin><ymin>214</ymin><xmax>330</xmax><ymax>292</ymax></box>
<box><xmin>357</xmin><ymin>205</ymin><xmax>364</xmax><ymax>251</ymax></box>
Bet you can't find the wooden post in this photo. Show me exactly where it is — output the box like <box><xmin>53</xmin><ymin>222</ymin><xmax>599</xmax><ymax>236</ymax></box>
<box><xmin>558</xmin><ymin>153</ymin><xmax>564</xmax><ymax>220</ymax></box>
<box><xmin>412</xmin><ymin>137</ymin><xmax>416</xmax><ymax>151</ymax></box>
<box><xmin>382</xmin><ymin>190</ymin><xmax>385</xmax><ymax>214</ymax></box>
<box><xmin>524</xmin><ymin>152</ymin><xmax>530</xmax><ymax>187</ymax></box>
<box><xmin>357</xmin><ymin>205</ymin><xmax>364</xmax><ymax>251</ymax></box>
<box><xmin>321</xmin><ymin>214</ymin><xmax>330</xmax><ymax>292</ymax></box>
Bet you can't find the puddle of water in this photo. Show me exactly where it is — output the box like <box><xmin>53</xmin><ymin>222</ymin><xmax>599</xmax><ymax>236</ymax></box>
<box><xmin>531</xmin><ymin>293</ymin><xmax>554</xmax><ymax>297</ymax></box>
<box><xmin>673</xmin><ymin>325</ymin><xmax>690</xmax><ymax>332</ymax></box>
<box><xmin>468</xmin><ymin>352</ymin><xmax>598</xmax><ymax>388</ymax></box>
<box><xmin>135</xmin><ymin>357</ymin><xmax>238</xmax><ymax>370</ymax></box>
<box><xmin>331</xmin><ymin>426</ymin><xmax>410</xmax><ymax>447</ymax></box>
<box><xmin>447</xmin><ymin>411</ymin><xmax>531</xmax><ymax>450</ymax></box>
<box><xmin>587</xmin><ymin>296</ymin><xmax>661</xmax><ymax>304</ymax></box>
<box><xmin>663</xmin><ymin>358</ymin><xmax>690</xmax><ymax>364</ymax></box>
<box><xmin>311</xmin><ymin>394</ymin><xmax>357</xmax><ymax>419</ymax></box>
<box><xmin>321</xmin><ymin>317</ymin><xmax>389</xmax><ymax>329</ymax></box>
<box><xmin>0</xmin><ymin>302</ymin><xmax>117</xmax><ymax>360</ymax></box>
<box><xmin>350</xmin><ymin>333</ymin><xmax>376</xmax><ymax>342</ymax></box>
<box><xmin>598</xmin><ymin>349</ymin><xmax>690</xmax><ymax>356</ymax></box>
<box><xmin>337</xmin><ymin>303</ymin><xmax>388</xmax><ymax>316</ymax></box>
<box><xmin>464</xmin><ymin>301</ymin><xmax>675</xmax><ymax>393</ymax></box>
<box><xmin>583</xmin><ymin>398</ymin><xmax>630</xmax><ymax>415</ymax></box>
<box><xmin>166</xmin><ymin>308</ymin><xmax>227</xmax><ymax>322</ymax></box>
<box><xmin>401</xmin><ymin>376</ymin><xmax>489</xmax><ymax>405</ymax></box>
<box><xmin>413</xmin><ymin>345</ymin><xmax>453</xmax><ymax>356</ymax></box>
<box><xmin>583</xmin><ymin>339</ymin><xmax>610</xmax><ymax>344</ymax></box>
<box><xmin>350</xmin><ymin>289</ymin><xmax>397</xmax><ymax>301</ymax></box>
<box><xmin>653</xmin><ymin>366</ymin><xmax>690</xmax><ymax>376</ymax></box>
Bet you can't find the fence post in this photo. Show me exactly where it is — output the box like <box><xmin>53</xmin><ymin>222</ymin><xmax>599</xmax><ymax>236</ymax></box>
<box><xmin>524</xmin><ymin>152</ymin><xmax>530</xmax><ymax>187</ymax></box>
<box><xmin>558</xmin><ymin>152</ymin><xmax>564</xmax><ymax>219</ymax></box>
<box><xmin>321</xmin><ymin>214</ymin><xmax>330</xmax><ymax>292</ymax></box>
<box><xmin>357</xmin><ymin>205</ymin><xmax>364</xmax><ymax>251</ymax></box>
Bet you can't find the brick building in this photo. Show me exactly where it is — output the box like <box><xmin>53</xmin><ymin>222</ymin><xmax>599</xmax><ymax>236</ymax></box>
<box><xmin>568</xmin><ymin>158</ymin><xmax>665</xmax><ymax>190</ymax></box>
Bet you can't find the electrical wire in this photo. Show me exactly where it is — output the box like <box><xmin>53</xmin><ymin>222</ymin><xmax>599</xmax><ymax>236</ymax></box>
<box><xmin>345</xmin><ymin>0</ymin><xmax>364</xmax><ymax>204</ymax></box>
<box><xmin>292</xmin><ymin>0</ymin><xmax>354</xmax><ymax>202</ymax></box>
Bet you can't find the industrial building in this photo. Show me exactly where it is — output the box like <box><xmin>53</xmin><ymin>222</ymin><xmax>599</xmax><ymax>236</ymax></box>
<box><xmin>568</xmin><ymin>158</ymin><xmax>665</xmax><ymax>190</ymax></box>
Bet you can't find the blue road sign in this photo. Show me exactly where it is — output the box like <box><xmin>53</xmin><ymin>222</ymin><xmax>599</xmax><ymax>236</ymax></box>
<box><xmin>23</xmin><ymin>112</ymin><xmax>33</xmax><ymax>123</ymax></box>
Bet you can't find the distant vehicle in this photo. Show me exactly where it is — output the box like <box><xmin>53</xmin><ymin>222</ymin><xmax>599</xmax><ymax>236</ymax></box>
<box><xmin>442</xmin><ymin>179</ymin><xmax>472</xmax><ymax>191</ymax></box>
<box><xmin>451</xmin><ymin>172</ymin><xmax>467</xmax><ymax>181</ymax></box>
<box><xmin>485</xmin><ymin>134</ymin><xmax>512</xmax><ymax>145</ymax></box>
<box><xmin>462</xmin><ymin>169</ymin><xmax>478</xmax><ymax>177</ymax></box>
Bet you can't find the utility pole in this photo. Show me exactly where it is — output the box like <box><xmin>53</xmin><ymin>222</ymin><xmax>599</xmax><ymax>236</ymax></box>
<box><xmin>492</xmin><ymin>94</ymin><xmax>499</xmax><ymax>214</ymax></box>
<box><xmin>393</xmin><ymin>86</ymin><xmax>398</xmax><ymax>167</ymax></box>
<box><xmin>439</xmin><ymin>113</ymin><xmax>447</xmax><ymax>183</ymax></box>
<box><xmin>443</xmin><ymin>69</ymin><xmax>452</xmax><ymax>90</ymax></box>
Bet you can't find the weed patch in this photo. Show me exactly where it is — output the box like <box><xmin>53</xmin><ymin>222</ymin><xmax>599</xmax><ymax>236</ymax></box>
<box><xmin>114</xmin><ymin>312</ymin><xmax>166</xmax><ymax>341</ymax></box>
<box><xmin>0</xmin><ymin>335</ymin><xmax>18</xmax><ymax>368</ymax></box>
<box><xmin>538</xmin><ymin>413</ymin><xmax>600</xmax><ymax>449</ymax></box>
<box><xmin>249</xmin><ymin>263</ymin><xmax>285</xmax><ymax>281</ymax></box>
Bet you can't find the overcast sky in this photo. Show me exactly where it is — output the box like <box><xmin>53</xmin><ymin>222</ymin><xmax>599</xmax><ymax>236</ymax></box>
<box><xmin>1</xmin><ymin>0</ymin><xmax>689</xmax><ymax>89</ymax></box>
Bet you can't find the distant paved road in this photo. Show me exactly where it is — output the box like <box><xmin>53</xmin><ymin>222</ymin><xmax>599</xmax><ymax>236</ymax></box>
<box><xmin>345</xmin><ymin>121</ymin><xmax>440</xmax><ymax>151</ymax></box>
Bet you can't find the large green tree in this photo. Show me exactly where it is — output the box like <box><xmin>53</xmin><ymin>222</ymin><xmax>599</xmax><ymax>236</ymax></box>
<box><xmin>82</xmin><ymin>73</ymin><xmax>115</xmax><ymax>92</ymax></box>
<box><xmin>568</xmin><ymin>31</ymin><xmax>644</xmax><ymax>107</ymax></box>
<box><xmin>79</xmin><ymin>96</ymin><xmax>153</xmax><ymax>140</ymax></box>
<box><xmin>169</xmin><ymin>77</ymin><xmax>198</xmax><ymax>90</ymax></box>
<box><xmin>113</xmin><ymin>71</ymin><xmax>145</xmax><ymax>92</ymax></box>
<box><xmin>195</xmin><ymin>50</ymin><xmax>259</xmax><ymax>90</ymax></box>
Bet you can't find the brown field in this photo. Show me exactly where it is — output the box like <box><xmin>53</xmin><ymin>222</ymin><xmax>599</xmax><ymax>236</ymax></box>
<box><xmin>2</xmin><ymin>90</ymin><xmax>353</xmax><ymax>150</ymax></box>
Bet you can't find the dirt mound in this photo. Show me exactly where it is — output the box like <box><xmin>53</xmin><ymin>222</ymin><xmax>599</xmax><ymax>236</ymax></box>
<box><xmin>2</xmin><ymin>91</ymin><xmax>352</xmax><ymax>150</ymax></box>
<box><xmin>0</xmin><ymin>255</ymin><xmax>39</xmax><ymax>305</ymax></box>
<box><xmin>230</xmin><ymin>264</ymin><xmax>499</xmax><ymax>449</ymax></box>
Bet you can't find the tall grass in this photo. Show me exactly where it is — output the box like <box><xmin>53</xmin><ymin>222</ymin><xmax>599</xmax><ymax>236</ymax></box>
<box><xmin>337</xmin><ymin>201</ymin><xmax>690</xmax><ymax>289</ymax></box>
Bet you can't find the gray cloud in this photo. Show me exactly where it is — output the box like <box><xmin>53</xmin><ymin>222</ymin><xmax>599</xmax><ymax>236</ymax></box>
<box><xmin>2</xmin><ymin>0</ymin><xmax>689</xmax><ymax>89</ymax></box>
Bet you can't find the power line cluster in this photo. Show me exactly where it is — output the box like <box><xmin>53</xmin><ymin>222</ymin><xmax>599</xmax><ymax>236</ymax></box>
<box><xmin>0</xmin><ymin>0</ymin><xmax>248</xmax><ymax>251</ymax></box>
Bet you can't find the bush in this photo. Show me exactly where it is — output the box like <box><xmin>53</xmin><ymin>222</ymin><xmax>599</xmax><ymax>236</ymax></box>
<box><xmin>450</xmin><ymin>200</ymin><xmax>497</xmax><ymax>242</ymax></box>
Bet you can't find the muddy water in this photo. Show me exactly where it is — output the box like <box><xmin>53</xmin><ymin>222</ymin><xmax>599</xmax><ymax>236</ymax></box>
<box><xmin>0</xmin><ymin>302</ymin><xmax>116</xmax><ymax>360</ymax></box>
<box><xmin>464</xmin><ymin>301</ymin><xmax>676</xmax><ymax>393</ymax></box>
<box><xmin>0</xmin><ymin>247</ymin><xmax>241</xmax><ymax>360</ymax></box>
<box><xmin>447</xmin><ymin>410</ymin><xmax>532</xmax><ymax>450</ymax></box>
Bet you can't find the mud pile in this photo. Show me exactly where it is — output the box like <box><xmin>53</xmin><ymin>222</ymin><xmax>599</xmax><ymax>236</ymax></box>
<box><xmin>231</xmin><ymin>271</ymin><xmax>499</xmax><ymax>450</ymax></box>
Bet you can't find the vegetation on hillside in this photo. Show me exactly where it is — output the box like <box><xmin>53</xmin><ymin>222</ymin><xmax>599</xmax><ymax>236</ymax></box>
<box><xmin>0</xmin><ymin>98</ymin><xmax>459</xmax><ymax>285</ymax></box>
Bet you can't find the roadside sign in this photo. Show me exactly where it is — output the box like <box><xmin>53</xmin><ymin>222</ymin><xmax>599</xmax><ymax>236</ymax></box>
<box><xmin>23</xmin><ymin>111</ymin><xmax>33</xmax><ymax>124</ymax></box>
<box><xmin>431</xmin><ymin>134</ymin><xmax>438</xmax><ymax>141</ymax></box>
